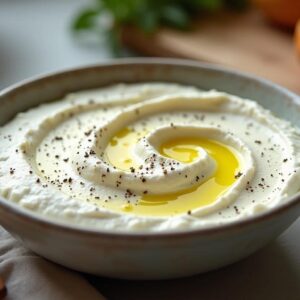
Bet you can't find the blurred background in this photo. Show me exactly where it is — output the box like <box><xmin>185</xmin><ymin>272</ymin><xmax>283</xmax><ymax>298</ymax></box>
<box><xmin>0</xmin><ymin>1</ymin><xmax>300</xmax><ymax>299</ymax></box>
<box><xmin>1</xmin><ymin>0</ymin><xmax>299</xmax><ymax>92</ymax></box>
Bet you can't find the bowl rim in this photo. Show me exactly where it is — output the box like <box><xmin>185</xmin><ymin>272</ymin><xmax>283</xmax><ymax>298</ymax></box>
<box><xmin>0</xmin><ymin>57</ymin><xmax>299</xmax><ymax>240</ymax></box>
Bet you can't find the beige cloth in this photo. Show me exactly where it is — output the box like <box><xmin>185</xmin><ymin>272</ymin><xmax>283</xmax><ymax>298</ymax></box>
<box><xmin>0</xmin><ymin>227</ymin><xmax>106</xmax><ymax>300</ymax></box>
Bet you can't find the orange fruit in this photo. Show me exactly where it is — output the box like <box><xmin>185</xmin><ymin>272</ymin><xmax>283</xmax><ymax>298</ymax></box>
<box><xmin>253</xmin><ymin>0</ymin><xmax>300</xmax><ymax>28</ymax></box>
<box><xmin>295</xmin><ymin>19</ymin><xmax>300</xmax><ymax>56</ymax></box>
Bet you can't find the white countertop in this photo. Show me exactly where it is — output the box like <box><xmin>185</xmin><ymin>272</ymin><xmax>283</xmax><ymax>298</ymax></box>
<box><xmin>0</xmin><ymin>1</ymin><xmax>299</xmax><ymax>299</ymax></box>
<box><xmin>0</xmin><ymin>0</ymin><xmax>112</xmax><ymax>90</ymax></box>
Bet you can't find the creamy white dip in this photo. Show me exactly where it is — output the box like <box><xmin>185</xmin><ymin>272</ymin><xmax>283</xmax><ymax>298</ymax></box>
<box><xmin>0</xmin><ymin>83</ymin><xmax>300</xmax><ymax>232</ymax></box>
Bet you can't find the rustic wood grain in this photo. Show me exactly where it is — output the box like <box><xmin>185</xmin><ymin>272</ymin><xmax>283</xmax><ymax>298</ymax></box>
<box><xmin>121</xmin><ymin>10</ymin><xmax>300</xmax><ymax>94</ymax></box>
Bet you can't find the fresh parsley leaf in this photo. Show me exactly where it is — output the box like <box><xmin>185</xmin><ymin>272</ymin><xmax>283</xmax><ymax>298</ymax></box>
<box><xmin>73</xmin><ymin>8</ymin><xmax>102</xmax><ymax>30</ymax></box>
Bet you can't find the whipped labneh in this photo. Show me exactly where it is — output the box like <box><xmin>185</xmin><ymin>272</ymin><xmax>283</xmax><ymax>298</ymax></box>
<box><xmin>1</xmin><ymin>83</ymin><xmax>300</xmax><ymax>232</ymax></box>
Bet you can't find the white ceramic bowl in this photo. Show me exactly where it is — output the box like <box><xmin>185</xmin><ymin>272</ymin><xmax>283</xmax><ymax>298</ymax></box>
<box><xmin>0</xmin><ymin>58</ymin><xmax>299</xmax><ymax>279</ymax></box>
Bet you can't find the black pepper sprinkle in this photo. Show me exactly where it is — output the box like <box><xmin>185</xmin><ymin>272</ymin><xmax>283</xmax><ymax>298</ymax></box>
<box><xmin>234</xmin><ymin>206</ymin><xmax>240</xmax><ymax>214</ymax></box>
<box><xmin>234</xmin><ymin>172</ymin><xmax>243</xmax><ymax>179</ymax></box>
<box><xmin>84</xmin><ymin>130</ymin><xmax>92</xmax><ymax>136</ymax></box>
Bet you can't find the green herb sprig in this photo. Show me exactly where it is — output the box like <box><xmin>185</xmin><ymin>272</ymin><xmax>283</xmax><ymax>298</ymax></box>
<box><xmin>73</xmin><ymin>0</ymin><xmax>247</xmax><ymax>54</ymax></box>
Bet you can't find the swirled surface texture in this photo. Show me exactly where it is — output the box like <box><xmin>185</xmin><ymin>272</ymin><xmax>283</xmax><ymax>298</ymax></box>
<box><xmin>0</xmin><ymin>83</ymin><xmax>300</xmax><ymax>231</ymax></box>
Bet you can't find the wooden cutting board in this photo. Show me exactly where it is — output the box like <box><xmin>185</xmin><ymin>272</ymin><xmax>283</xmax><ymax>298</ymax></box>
<box><xmin>121</xmin><ymin>10</ymin><xmax>300</xmax><ymax>94</ymax></box>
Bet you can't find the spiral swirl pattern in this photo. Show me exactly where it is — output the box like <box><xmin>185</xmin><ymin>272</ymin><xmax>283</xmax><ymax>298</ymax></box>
<box><xmin>1</xmin><ymin>83</ymin><xmax>298</xmax><ymax>231</ymax></box>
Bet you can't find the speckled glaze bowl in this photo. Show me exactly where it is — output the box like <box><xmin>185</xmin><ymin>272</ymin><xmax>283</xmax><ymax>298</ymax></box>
<box><xmin>0</xmin><ymin>59</ymin><xmax>299</xmax><ymax>279</ymax></box>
